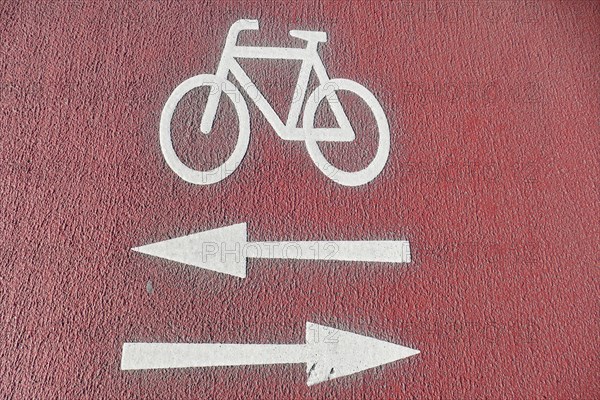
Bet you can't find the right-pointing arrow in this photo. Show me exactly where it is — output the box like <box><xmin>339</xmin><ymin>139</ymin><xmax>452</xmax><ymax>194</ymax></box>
<box><xmin>132</xmin><ymin>223</ymin><xmax>411</xmax><ymax>278</ymax></box>
<box><xmin>121</xmin><ymin>322</ymin><xmax>419</xmax><ymax>386</ymax></box>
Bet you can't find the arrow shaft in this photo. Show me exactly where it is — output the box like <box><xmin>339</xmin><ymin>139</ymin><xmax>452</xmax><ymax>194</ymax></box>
<box><xmin>247</xmin><ymin>241</ymin><xmax>411</xmax><ymax>263</ymax></box>
<box><xmin>121</xmin><ymin>343</ymin><xmax>307</xmax><ymax>370</ymax></box>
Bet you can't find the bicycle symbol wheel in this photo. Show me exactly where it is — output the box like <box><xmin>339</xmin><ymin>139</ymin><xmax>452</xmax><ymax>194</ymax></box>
<box><xmin>303</xmin><ymin>79</ymin><xmax>391</xmax><ymax>187</ymax></box>
<box><xmin>159</xmin><ymin>74</ymin><xmax>250</xmax><ymax>185</ymax></box>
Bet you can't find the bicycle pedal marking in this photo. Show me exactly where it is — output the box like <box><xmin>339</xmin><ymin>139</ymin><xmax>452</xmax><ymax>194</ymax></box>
<box><xmin>160</xmin><ymin>19</ymin><xmax>391</xmax><ymax>187</ymax></box>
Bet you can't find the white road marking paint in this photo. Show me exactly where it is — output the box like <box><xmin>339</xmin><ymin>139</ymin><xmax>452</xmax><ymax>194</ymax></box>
<box><xmin>121</xmin><ymin>322</ymin><xmax>419</xmax><ymax>386</ymax></box>
<box><xmin>132</xmin><ymin>223</ymin><xmax>411</xmax><ymax>278</ymax></box>
<box><xmin>160</xmin><ymin>19</ymin><xmax>390</xmax><ymax>186</ymax></box>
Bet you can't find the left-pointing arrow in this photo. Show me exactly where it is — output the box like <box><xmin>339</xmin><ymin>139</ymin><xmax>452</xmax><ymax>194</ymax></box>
<box><xmin>131</xmin><ymin>223</ymin><xmax>411</xmax><ymax>278</ymax></box>
<box><xmin>121</xmin><ymin>322</ymin><xmax>419</xmax><ymax>386</ymax></box>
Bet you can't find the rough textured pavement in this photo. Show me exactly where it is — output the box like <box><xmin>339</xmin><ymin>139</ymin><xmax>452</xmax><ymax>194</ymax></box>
<box><xmin>1</xmin><ymin>1</ymin><xmax>599</xmax><ymax>399</ymax></box>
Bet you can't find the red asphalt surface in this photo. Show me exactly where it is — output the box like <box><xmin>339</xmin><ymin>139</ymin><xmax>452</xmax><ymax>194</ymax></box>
<box><xmin>1</xmin><ymin>1</ymin><xmax>598</xmax><ymax>399</ymax></box>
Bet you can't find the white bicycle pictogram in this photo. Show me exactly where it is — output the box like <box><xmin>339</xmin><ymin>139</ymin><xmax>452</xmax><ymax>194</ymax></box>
<box><xmin>160</xmin><ymin>19</ymin><xmax>390</xmax><ymax>186</ymax></box>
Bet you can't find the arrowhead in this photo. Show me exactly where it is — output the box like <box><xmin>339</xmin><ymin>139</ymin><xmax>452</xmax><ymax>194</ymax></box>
<box><xmin>305</xmin><ymin>322</ymin><xmax>419</xmax><ymax>385</ymax></box>
<box><xmin>132</xmin><ymin>223</ymin><xmax>247</xmax><ymax>278</ymax></box>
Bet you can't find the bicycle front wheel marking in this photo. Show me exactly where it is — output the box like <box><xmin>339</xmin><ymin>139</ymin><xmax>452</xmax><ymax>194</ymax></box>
<box><xmin>159</xmin><ymin>74</ymin><xmax>250</xmax><ymax>185</ymax></box>
<box><xmin>303</xmin><ymin>79</ymin><xmax>391</xmax><ymax>187</ymax></box>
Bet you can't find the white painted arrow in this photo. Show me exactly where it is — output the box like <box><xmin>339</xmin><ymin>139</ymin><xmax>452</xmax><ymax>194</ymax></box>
<box><xmin>132</xmin><ymin>223</ymin><xmax>411</xmax><ymax>278</ymax></box>
<box><xmin>121</xmin><ymin>322</ymin><xmax>419</xmax><ymax>385</ymax></box>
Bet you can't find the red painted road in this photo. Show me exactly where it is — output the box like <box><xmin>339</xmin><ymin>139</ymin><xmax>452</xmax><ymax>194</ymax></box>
<box><xmin>1</xmin><ymin>1</ymin><xmax>599</xmax><ymax>398</ymax></box>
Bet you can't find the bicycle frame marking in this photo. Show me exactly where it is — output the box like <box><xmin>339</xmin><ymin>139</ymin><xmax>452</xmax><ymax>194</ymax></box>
<box><xmin>201</xmin><ymin>24</ymin><xmax>354</xmax><ymax>142</ymax></box>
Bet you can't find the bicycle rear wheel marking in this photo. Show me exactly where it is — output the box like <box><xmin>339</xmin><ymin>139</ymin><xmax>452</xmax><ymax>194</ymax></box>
<box><xmin>160</xmin><ymin>74</ymin><xmax>250</xmax><ymax>185</ymax></box>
